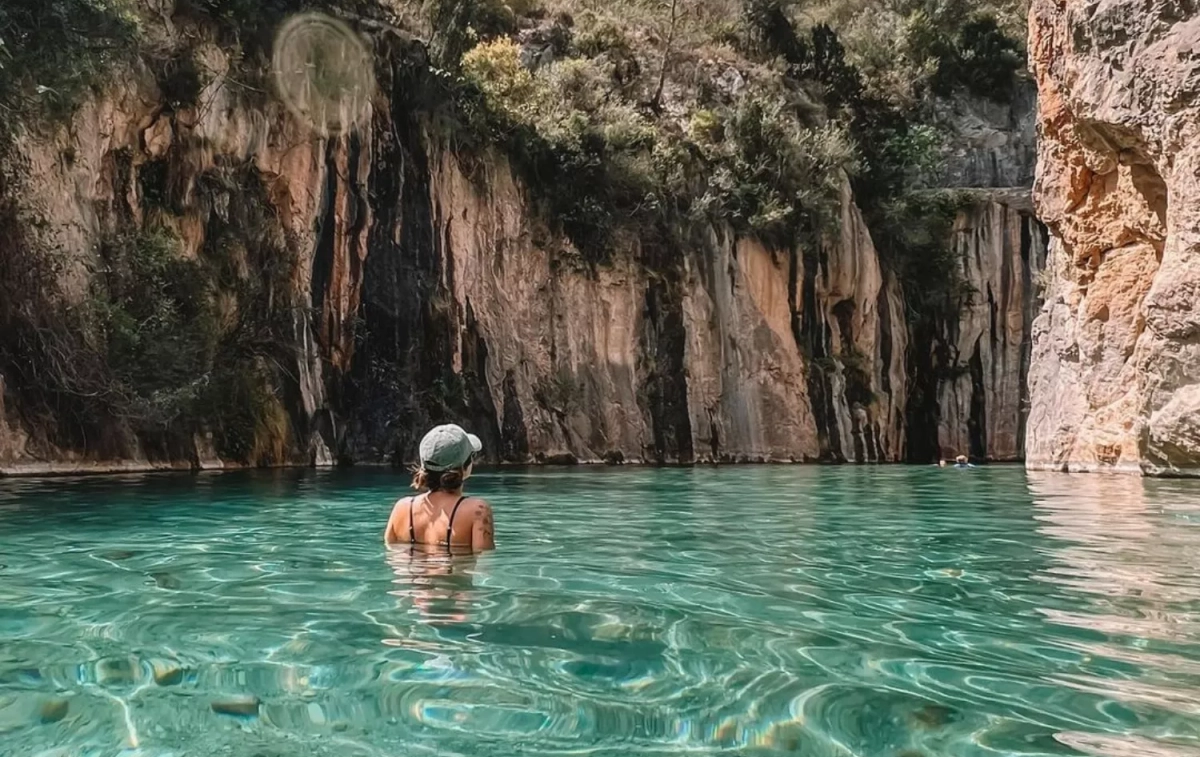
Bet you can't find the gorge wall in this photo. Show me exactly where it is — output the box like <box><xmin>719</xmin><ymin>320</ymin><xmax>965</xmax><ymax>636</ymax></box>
<box><xmin>0</xmin><ymin>12</ymin><xmax>1045</xmax><ymax>474</ymax></box>
<box><xmin>1027</xmin><ymin>0</ymin><xmax>1200</xmax><ymax>475</ymax></box>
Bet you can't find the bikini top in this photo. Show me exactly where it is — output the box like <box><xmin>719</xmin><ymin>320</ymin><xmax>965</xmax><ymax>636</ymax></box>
<box><xmin>408</xmin><ymin>494</ymin><xmax>468</xmax><ymax>548</ymax></box>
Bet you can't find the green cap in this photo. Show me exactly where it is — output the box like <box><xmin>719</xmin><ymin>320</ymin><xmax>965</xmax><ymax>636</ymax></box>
<box><xmin>419</xmin><ymin>424</ymin><xmax>482</xmax><ymax>471</ymax></box>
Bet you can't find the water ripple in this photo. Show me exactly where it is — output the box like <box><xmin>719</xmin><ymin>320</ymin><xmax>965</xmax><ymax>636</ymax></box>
<box><xmin>1</xmin><ymin>467</ymin><xmax>1199</xmax><ymax>756</ymax></box>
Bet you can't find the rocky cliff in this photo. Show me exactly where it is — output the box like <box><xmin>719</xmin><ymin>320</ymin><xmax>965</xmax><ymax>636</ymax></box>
<box><xmin>0</xmin><ymin>8</ymin><xmax>1045</xmax><ymax>474</ymax></box>
<box><xmin>934</xmin><ymin>191</ymin><xmax>1046</xmax><ymax>462</ymax></box>
<box><xmin>1027</xmin><ymin>0</ymin><xmax>1200</xmax><ymax>475</ymax></box>
<box><xmin>912</xmin><ymin>87</ymin><xmax>1047</xmax><ymax>465</ymax></box>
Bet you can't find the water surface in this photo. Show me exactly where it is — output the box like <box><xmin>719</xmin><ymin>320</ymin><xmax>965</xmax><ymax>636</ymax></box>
<box><xmin>1</xmin><ymin>466</ymin><xmax>1199</xmax><ymax>756</ymax></box>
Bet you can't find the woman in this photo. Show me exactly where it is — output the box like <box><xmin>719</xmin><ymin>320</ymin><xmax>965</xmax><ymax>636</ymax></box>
<box><xmin>384</xmin><ymin>424</ymin><xmax>496</xmax><ymax>552</ymax></box>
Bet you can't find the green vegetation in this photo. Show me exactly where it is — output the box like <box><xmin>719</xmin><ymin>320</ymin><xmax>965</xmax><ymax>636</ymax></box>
<box><xmin>0</xmin><ymin>183</ymin><xmax>297</xmax><ymax>464</ymax></box>
<box><xmin>533</xmin><ymin>369</ymin><xmax>582</xmax><ymax>417</ymax></box>
<box><xmin>94</xmin><ymin>229</ymin><xmax>218</xmax><ymax>429</ymax></box>
<box><xmin>445</xmin><ymin>11</ymin><xmax>860</xmax><ymax>257</ymax></box>
<box><xmin>0</xmin><ymin>218</ymin><xmax>216</xmax><ymax>451</ymax></box>
<box><xmin>872</xmin><ymin>190</ymin><xmax>976</xmax><ymax>326</ymax></box>
<box><xmin>0</xmin><ymin>0</ymin><xmax>138</xmax><ymax>123</ymax></box>
<box><xmin>429</xmin><ymin>0</ymin><xmax>1024</xmax><ymax>305</ymax></box>
<box><xmin>809</xmin><ymin>0</ymin><xmax>1026</xmax><ymax>106</ymax></box>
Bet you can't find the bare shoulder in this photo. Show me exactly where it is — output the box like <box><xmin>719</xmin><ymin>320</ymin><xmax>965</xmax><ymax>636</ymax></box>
<box><xmin>464</xmin><ymin>498</ymin><xmax>493</xmax><ymax>528</ymax></box>
<box><xmin>384</xmin><ymin>496</ymin><xmax>413</xmax><ymax>543</ymax></box>
<box><xmin>467</xmin><ymin>498</ymin><xmax>495</xmax><ymax>548</ymax></box>
<box><xmin>389</xmin><ymin>495</ymin><xmax>413</xmax><ymax>516</ymax></box>
<box><xmin>387</xmin><ymin>496</ymin><xmax>415</xmax><ymax>527</ymax></box>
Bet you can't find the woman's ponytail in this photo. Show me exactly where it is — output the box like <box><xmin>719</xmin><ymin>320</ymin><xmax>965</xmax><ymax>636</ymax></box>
<box><xmin>411</xmin><ymin>465</ymin><xmax>467</xmax><ymax>492</ymax></box>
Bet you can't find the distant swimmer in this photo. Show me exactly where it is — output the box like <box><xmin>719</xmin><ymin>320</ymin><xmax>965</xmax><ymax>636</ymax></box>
<box><xmin>384</xmin><ymin>424</ymin><xmax>495</xmax><ymax>552</ymax></box>
<box><xmin>937</xmin><ymin>455</ymin><xmax>975</xmax><ymax>468</ymax></box>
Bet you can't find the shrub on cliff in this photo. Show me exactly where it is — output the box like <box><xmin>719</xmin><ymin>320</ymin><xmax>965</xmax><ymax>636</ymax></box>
<box><xmin>689</xmin><ymin>97</ymin><xmax>854</xmax><ymax>245</ymax></box>
<box><xmin>443</xmin><ymin>0</ymin><xmax>1024</xmax><ymax>264</ymax></box>
<box><xmin>94</xmin><ymin>229</ymin><xmax>219</xmax><ymax>428</ymax></box>
<box><xmin>929</xmin><ymin>16</ymin><xmax>1024</xmax><ymax>101</ymax></box>
<box><xmin>0</xmin><ymin>220</ymin><xmax>217</xmax><ymax>450</ymax></box>
<box><xmin>457</xmin><ymin>39</ymin><xmax>656</xmax><ymax>254</ymax></box>
<box><xmin>809</xmin><ymin>0</ymin><xmax>1026</xmax><ymax>106</ymax></box>
<box><xmin>0</xmin><ymin>0</ymin><xmax>138</xmax><ymax>124</ymax></box>
<box><xmin>457</xmin><ymin>27</ymin><xmax>856</xmax><ymax>256</ymax></box>
<box><xmin>0</xmin><ymin>186</ymin><xmax>298</xmax><ymax>463</ymax></box>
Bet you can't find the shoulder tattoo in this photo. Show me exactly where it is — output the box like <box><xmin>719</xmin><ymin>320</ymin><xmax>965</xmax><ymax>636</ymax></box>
<box><xmin>480</xmin><ymin>505</ymin><xmax>494</xmax><ymax>537</ymax></box>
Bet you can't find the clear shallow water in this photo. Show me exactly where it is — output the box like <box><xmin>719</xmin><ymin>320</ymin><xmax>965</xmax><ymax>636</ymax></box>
<box><xmin>1</xmin><ymin>467</ymin><xmax>1200</xmax><ymax>757</ymax></box>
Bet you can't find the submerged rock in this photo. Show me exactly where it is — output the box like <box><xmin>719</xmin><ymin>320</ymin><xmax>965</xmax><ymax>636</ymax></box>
<box><xmin>909</xmin><ymin>703</ymin><xmax>958</xmax><ymax>729</ymax></box>
<box><xmin>96</xmin><ymin>657</ymin><xmax>139</xmax><ymax>686</ymax></box>
<box><xmin>150</xmin><ymin>572</ymin><xmax>182</xmax><ymax>590</ymax></box>
<box><xmin>151</xmin><ymin>662</ymin><xmax>185</xmax><ymax>687</ymax></box>
<box><xmin>211</xmin><ymin>695</ymin><xmax>261</xmax><ymax>717</ymax></box>
<box><xmin>37</xmin><ymin>698</ymin><xmax>69</xmax><ymax>724</ymax></box>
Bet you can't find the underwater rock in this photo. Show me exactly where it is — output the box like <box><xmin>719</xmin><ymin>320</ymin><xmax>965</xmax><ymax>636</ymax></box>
<box><xmin>211</xmin><ymin>695</ymin><xmax>261</xmax><ymax>717</ymax></box>
<box><xmin>909</xmin><ymin>703</ymin><xmax>958</xmax><ymax>729</ymax></box>
<box><xmin>150</xmin><ymin>572</ymin><xmax>181</xmax><ymax>590</ymax></box>
<box><xmin>37</xmin><ymin>698</ymin><xmax>69</xmax><ymax>723</ymax></box>
<box><xmin>96</xmin><ymin>657</ymin><xmax>139</xmax><ymax>686</ymax></box>
<box><xmin>151</xmin><ymin>662</ymin><xmax>185</xmax><ymax>686</ymax></box>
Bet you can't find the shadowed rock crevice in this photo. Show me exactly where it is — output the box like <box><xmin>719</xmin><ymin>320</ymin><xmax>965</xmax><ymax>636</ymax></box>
<box><xmin>639</xmin><ymin>273</ymin><xmax>694</xmax><ymax>465</ymax></box>
<box><xmin>499</xmin><ymin>370</ymin><xmax>530</xmax><ymax>463</ymax></box>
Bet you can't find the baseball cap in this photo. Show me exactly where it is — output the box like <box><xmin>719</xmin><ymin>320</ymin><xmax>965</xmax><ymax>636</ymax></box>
<box><xmin>419</xmin><ymin>424</ymin><xmax>482</xmax><ymax>471</ymax></box>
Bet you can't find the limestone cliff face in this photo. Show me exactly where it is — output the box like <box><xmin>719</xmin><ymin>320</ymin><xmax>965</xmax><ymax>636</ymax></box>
<box><xmin>0</xmin><ymin>19</ymin><xmax>1045</xmax><ymax>473</ymax></box>
<box><xmin>937</xmin><ymin>193</ymin><xmax>1046</xmax><ymax>461</ymax></box>
<box><xmin>1027</xmin><ymin>0</ymin><xmax>1200</xmax><ymax>474</ymax></box>
<box><xmin>406</xmin><ymin>156</ymin><xmax>909</xmax><ymax>464</ymax></box>
<box><xmin>910</xmin><ymin>84</ymin><xmax>1046</xmax><ymax>464</ymax></box>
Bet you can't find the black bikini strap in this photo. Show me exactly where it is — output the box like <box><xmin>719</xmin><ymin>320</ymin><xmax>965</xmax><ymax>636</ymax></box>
<box><xmin>447</xmin><ymin>496</ymin><xmax>467</xmax><ymax>546</ymax></box>
<box><xmin>408</xmin><ymin>497</ymin><xmax>417</xmax><ymax>544</ymax></box>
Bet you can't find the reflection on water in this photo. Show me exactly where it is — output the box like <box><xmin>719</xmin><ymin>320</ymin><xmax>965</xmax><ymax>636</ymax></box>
<box><xmin>1026</xmin><ymin>474</ymin><xmax>1200</xmax><ymax>754</ymax></box>
<box><xmin>385</xmin><ymin>548</ymin><xmax>482</xmax><ymax>626</ymax></box>
<box><xmin>1031</xmin><ymin>471</ymin><xmax>1200</xmax><ymax>641</ymax></box>
<box><xmin>1</xmin><ymin>466</ymin><xmax>1199</xmax><ymax>756</ymax></box>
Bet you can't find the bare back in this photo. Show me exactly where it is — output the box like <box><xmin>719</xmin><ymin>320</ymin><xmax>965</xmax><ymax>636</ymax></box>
<box><xmin>385</xmin><ymin>491</ymin><xmax>495</xmax><ymax>552</ymax></box>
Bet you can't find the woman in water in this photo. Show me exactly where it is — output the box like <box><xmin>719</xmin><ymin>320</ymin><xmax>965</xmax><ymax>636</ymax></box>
<box><xmin>384</xmin><ymin>424</ymin><xmax>495</xmax><ymax>552</ymax></box>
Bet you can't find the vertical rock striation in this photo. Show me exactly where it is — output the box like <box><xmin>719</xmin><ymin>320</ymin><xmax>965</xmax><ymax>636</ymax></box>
<box><xmin>0</xmin><ymin>15</ymin><xmax>1049</xmax><ymax>473</ymax></box>
<box><xmin>910</xmin><ymin>83</ymin><xmax>1047</xmax><ymax>463</ymax></box>
<box><xmin>938</xmin><ymin>193</ymin><xmax>1046</xmax><ymax>461</ymax></box>
<box><xmin>1027</xmin><ymin>0</ymin><xmax>1200</xmax><ymax>474</ymax></box>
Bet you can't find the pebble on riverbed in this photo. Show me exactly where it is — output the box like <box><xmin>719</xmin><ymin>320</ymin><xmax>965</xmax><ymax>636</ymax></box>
<box><xmin>909</xmin><ymin>703</ymin><xmax>958</xmax><ymax>729</ymax></box>
<box><xmin>211</xmin><ymin>695</ymin><xmax>261</xmax><ymax>717</ymax></box>
<box><xmin>150</xmin><ymin>571</ymin><xmax>182</xmax><ymax>590</ymax></box>
<box><xmin>38</xmin><ymin>698</ymin><xmax>69</xmax><ymax>723</ymax></box>
<box><xmin>152</xmin><ymin>662</ymin><xmax>185</xmax><ymax>686</ymax></box>
<box><xmin>96</xmin><ymin>657</ymin><xmax>139</xmax><ymax>686</ymax></box>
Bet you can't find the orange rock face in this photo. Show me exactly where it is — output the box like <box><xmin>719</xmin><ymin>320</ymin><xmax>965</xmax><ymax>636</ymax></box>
<box><xmin>1026</xmin><ymin>0</ymin><xmax>1200</xmax><ymax>474</ymax></box>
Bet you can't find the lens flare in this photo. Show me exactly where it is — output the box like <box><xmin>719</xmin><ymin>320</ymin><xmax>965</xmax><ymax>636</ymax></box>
<box><xmin>271</xmin><ymin>13</ymin><xmax>375</xmax><ymax>136</ymax></box>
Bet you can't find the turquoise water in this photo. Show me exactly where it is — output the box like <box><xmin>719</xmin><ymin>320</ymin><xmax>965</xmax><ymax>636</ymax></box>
<box><xmin>1</xmin><ymin>467</ymin><xmax>1199</xmax><ymax>757</ymax></box>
